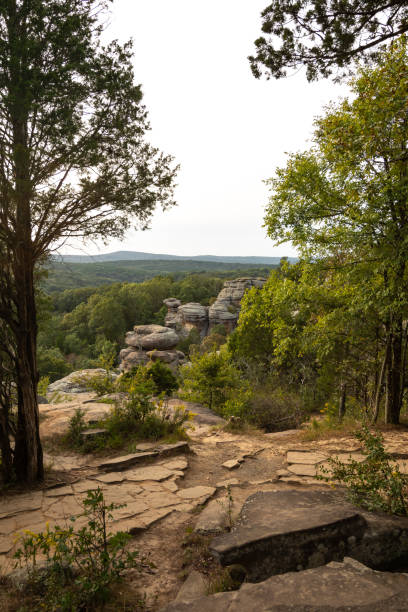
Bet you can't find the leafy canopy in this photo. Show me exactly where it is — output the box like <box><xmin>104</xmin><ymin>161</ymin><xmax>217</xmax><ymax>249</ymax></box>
<box><xmin>250</xmin><ymin>0</ymin><xmax>408</xmax><ymax>80</ymax></box>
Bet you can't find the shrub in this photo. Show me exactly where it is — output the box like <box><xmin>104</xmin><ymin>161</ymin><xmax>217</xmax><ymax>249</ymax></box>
<box><xmin>37</xmin><ymin>347</ymin><xmax>72</xmax><ymax>382</ymax></box>
<box><xmin>176</xmin><ymin>328</ymin><xmax>201</xmax><ymax>357</ymax></box>
<box><xmin>14</xmin><ymin>488</ymin><xmax>147</xmax><ymax>610</ymax></box>
<box><xmin>99</xmin><ymin>386</ymin><xmax>191</xmax><ymax>447</ymax></box>
<box><xmin>317</xmin><ymin>426</ymin><xmax>408</xmax><ymax>515</ymax></box>
<box><xmin>180</xmin><ymin>350</ymin><xmax>247</xmax><ymax>415</ymax></box>
<box><xmin>64</xmin><ymin>408</ymin><xmax>86</xmax><ymax>448</ymax></box>
<box><xmin>37</xmin><ymin>376</ymin><xmax>50</xmax><ymax>397</ymax></box>
<box><xmin>245</xmin><ymin>386</ymin><xmax>305</xmax><ymax>432</ymax></box>
<box><xmin>145</xmin><ymin>360</ymin><xmax>179</xmax><ymax>395</ymax></box>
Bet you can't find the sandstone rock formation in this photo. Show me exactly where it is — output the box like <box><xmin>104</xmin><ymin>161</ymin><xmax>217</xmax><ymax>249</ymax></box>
<box><xmin>208</xmin><ymin>277</ymin><xmax>265</xmax><ymax>333</ymax></box>
<box><xmin>119</xmin><ymin>278</ymin><xmax>266</xmax><ymax>370</ymax></box>
<box><xmin>164</xmin><ymin>277</ymin><xmax>266</xmax><ymax>338</ymax></box>
<box><xmin>120</xmin><ymin>324</ymin><xmax>185</xmax><ymax>372</ymax></box>
<box><xmin>164</xmin><ymin>298</ymin><xmax>208</xmax><ymax>339</ymax></box>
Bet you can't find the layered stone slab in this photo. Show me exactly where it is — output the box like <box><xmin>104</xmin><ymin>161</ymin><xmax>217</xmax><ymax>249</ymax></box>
<box><xmin>210</xmin><ymin>489</ymin><xmax>366</xmax><ymax>582</ymax></box>
<box><xmin>210</xmin><ymin>488</ymin><xmax>408</xmax><ymax>583</ymax></box>
<box><xmin>162</xmin><ymin>558</ymin><xmax>408</xmax><ymax>611</ymax></box>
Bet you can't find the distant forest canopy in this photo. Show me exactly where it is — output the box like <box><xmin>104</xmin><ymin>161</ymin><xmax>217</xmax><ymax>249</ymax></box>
<box><xmin>54</xmin><ymin>250</ymin><xmax>298</xmax><ymax>264</ymax></box>
<box><xmin>43</xmin><ymin>258</ymin><xmax>281</xmax><ymax>292</ymax></box>
<box><xmin>37</xmin><ymin>264</ymin><xmax>281</xmax><ymax>382</ymax></box>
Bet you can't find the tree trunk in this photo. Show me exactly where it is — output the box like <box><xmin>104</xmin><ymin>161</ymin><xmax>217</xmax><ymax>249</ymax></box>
<box><xmin>372</xmin><ymin>339</ymin><xmax>389</xmax><ymax>424</ymax></box>
<box><xmin>338</xmin><ymin>382</ymin><xmax>347</xmax><ymax>420</ymax></box>
<box><xmin>385</xmin><ymin>324</ymin><xmax>403</xmax><ymax>425</ymax></box>
<box><xmin>0</xmin><ymin>396</ymin><xmax>14</xmax><ymax>483</ymax></box>
<box><xmin>7</xmin><ymin>4</ymin><xmax>43</xmax><ymax>483</ymax></box>
<box><xmin>12</xmin><ymin>257</ymin><xmax>43</xmax><ymax>483</ymax></box>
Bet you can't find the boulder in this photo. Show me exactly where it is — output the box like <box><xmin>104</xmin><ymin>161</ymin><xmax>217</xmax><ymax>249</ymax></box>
<box><xmin>119</xmin><ymin>350</ymin><xmax>149</xmax><ymax>371</ymax></box>
<box><xmin>47</xmin><ymin>369</ymin><xmax>118</xmax><ymax>394</ymax></box>
<box><xmin>210</xmin><ymin>488</ymin><xmax>408</xmax><ymax>583</ymax></box>
<box><xmin>125</xmin><ymin>325</ymin><xmax>179</xmax><ymax>351</ymax></box>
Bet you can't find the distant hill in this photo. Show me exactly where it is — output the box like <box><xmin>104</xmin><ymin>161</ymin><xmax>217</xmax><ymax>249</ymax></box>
<box><xmin>55</xmin><ymin>250</ymin><xmax>297</xmax><ymax>265</ymax></box>
<box><xmin>43</xmin><ymin>259</ymin><xmax>280</xmax><ymax>293</ymax></box>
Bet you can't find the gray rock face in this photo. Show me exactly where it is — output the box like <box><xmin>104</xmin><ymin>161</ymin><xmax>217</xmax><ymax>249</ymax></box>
<box><xmin>210</xmin><ymin>488</ymin><xmax>408</xmax><ymax>583</ymax></box>
<box><xmin>164</xmin><ymin>299</ymin><xmax>208</xmax><ymax>339</ymax></box>
<box><xmin>178</xmin><ymin>303</ymin><xmax>209</xmax><ymax>338</ymax></box>
<box><xmin>125</xmin><ymin>325</ymin><xmax>179</xmax><ymax>351</ymax></box>
<box><xmin>164</xmin><ymin>298</ymin><xmax>182</xmax><ymax>330</ymax></box>
<box><xmin>162</xmin><ymin>558</ymin><xmax>408</xmax><ymax>611</ymax></box>
<box><xmin>209</xmin><ymin>277</ymin><xmax>266</xmax><ymax>333</ymax></box>
<box><xmin>47</xmin><ymin>369</ymin><xmax>118</xmax><ymax>394</ymax></box>
<box><xmin>120</xmin><ymin>324</ymin><xmax>183</xmax><ymax>371</ymax></box>
<box><xmin>120</xmin><ymin>350</ymin><xmax>149</xmax><ymax>370</ymax></box>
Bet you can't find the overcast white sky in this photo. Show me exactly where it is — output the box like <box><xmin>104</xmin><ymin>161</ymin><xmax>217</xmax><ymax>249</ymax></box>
<box><xmin>64</xmin><ymin>0</ymin><xmax>348</xmax><ymax>258</ymax></box>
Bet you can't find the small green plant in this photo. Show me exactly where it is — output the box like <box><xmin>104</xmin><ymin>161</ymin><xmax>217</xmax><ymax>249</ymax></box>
<box><xmin>14</xmin><ymin>488</ymin><xmax>147</xmax><ymax>610</ymax></box>
<box><xmin>64</xmin><ymin>408</ymin><xmax>86</xmax><ymax>448</ymax></box>
<box><xmin>37</xmin><ymin>376</ymin><xmax>50</xmax><ymax>397</ymax></box>
<box><xmin>317</xmin><ymin>426</ymin><xmax>408</xmax><ymax>515</ymax></box>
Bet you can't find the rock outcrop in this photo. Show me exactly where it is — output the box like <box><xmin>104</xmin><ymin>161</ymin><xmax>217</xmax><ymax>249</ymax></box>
<box><xmin>163</xmin><ymin>558</ymin><xmax>408</xmax><ymax>611</ymax></box>
<box><xmin>47</xmin><ymin>369</ymin><xmax>118</xmax><ymax>394</ymax></box>
<box><xmin>164</xmin><ymin>299</ymin><xmax>208</xmax><ymax>339</ymax></box>
<box><xmin>208</xmin><ymin>277</ymin><xmax>265</xmax><ymax>333</ymax></box>
<box><xmin>164</xmin><ymin>277</ymin><xmax>266</xmax><ymax>338</ymax></box>
<box><xmin>119</xmin><ymin>278</ymin><xmax>266</xmax><ymax>370</ymax></box>
<box><xmin>120</xmin><ymin>324</ymin><xmax>185</xmax><ymax>372</ymax></box>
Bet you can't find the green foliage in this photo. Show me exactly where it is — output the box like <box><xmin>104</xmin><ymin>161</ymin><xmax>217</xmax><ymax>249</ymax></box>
<box><xmin>65</xmin><ymin>409</ymin><xmax>87</xmax><ymax>449</ymax></box>
<box><xmin>318</xmin><ymin>427</ymin><xmax>408</xmax><ymax>515</ymax></box>
<box><xmin>44</xmin><ymin>261</ymin><xmax>276</xmax><ymax>293</ymax></box>
<box><xmin>259</xmin><ymin>40</ymin><xmax>408</xmax><ymax>424</ymax></box>
<box><xmin>145</xmin><ymin>360</ymin><xmax>179</xmax><ymax>396</ymax></box>
<box><xmin>180</xmin><ymin>350</ymin><xmax>248</xmax><ymax>415</ymax></box>
<box><xmin>177</xmin><ymin>328</ymin><xmax>201</xmax><ymax>357</ymax></box>
<box><xmin>245</xmin><ymin>385</ymin><xmax>306</xmax><ymax>432</ymax></box>
<box><xmin>37</xmin><ymin>377</ymin><xmax>50</xmax><ymax>397</ymax></box>
<box><xmin>37</xmin><ymin>347</ymin><xmax>73</xmax><ymax>382</ymax></box>
<box><xmin>14</xmin><ymin>488</ymin><xmax>146</xmax><ymax>610</ymax></box>
<box><xmin>250</xmin><ymin>1</ymin><xmax>408</xmax><ymax>81</ymax></box>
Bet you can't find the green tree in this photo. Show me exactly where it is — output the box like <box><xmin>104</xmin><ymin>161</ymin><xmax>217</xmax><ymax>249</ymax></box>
<box><xmin>263</xmin><ymin>39</ymin><xmax>408</xmax><ymax>423</ymax></box>
<box><xmin>181</xmin><ymin>350</ymin><xmax>244</xmax><ymax>413</ymax></box>
<box><xmin>0</xmin><ymin>0</ymin><xmax>177</xmax><ymax>483</ymax></box>
<box><xmin>250</xmin><ymin>0</ymin><xmax>408</xmax><ymax>81</ymax></box>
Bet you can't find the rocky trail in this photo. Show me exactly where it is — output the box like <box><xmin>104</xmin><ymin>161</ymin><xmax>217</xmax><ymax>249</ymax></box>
<box><xmin>3</xmin><ymin>392</ymin><xmax>408</xmax><ymax>610</ymax></box>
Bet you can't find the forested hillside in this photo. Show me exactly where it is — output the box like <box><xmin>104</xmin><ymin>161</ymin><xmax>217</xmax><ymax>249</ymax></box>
<box><xmin>37</xmin><ymin>271</ymin><xmax>267</xmax><ymax>381</ymax></box>
<box><xmin>43</xmin><ymin>259</ymin><xmax>277</xmax><ymax>292</ymax></box>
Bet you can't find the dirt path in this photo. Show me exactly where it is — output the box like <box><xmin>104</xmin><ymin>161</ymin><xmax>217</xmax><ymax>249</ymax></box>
<box><xmin>3</xmin><ymin>395</ymin><xmax>408</xmax><ymax>610</ymax></box>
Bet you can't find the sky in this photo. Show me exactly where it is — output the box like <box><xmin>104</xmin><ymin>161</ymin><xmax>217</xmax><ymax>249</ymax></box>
<box><xmin>64</xmin><ymin>0</ymin><xmax>348</xmax><ymax>258</ymax></box>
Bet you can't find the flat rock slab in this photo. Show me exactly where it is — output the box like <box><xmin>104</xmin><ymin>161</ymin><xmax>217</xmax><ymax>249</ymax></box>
<box><xmin>158</xmin><ymin>441</ymin><xmax>190</xmax><ymax>457</ymax></box>
<box><xmin>216</xmin><ymin>478</ymin><xmax>240</xmax><ymax>488</ymax></box>
<box><xmin>194</xmin><ymin>498</ymin><xmax>229</xmax><ymax>535</ymax></box>
<box><xmin>222</xmin><ymin>459</ymin><xmax>242</xmax><ymax>470</ymax></box>
<box><xmin>175</xmin><ymin>570</ymin><xmax>207</xmax><ymax>603</ymax></box>
<box><xmin>98</xmin><ymin>442</ymin><xmax>190</xmax><ymax>472</ymax></box>
<box><xmin>122</xmin><ymin>466</ymin><xmax>174</xmax><ymax>482</ymax></box>
<box><xmin>264</xmin><ymin>429</ymin><xmax>300</xmax><ymax>439</ymax></box>
<box><xmin>287</xmin><ymin>463</ymin><xmax>320</xmax><ymax>476</ymax></box>
<box><xmin>210</xmin><ymin>489</ymin><xmax>366</xmax><ymax>582</ymax></box>
<box><xmin>98</xmin><ymin>451</ymin><xmax>160</xmax><ymax>471</ymax></box>
<box><xmin>162</xmin><ymin>558</ymin><xmax>408</xmax><ymax>611</ymax></box>
<box><xmin>287</xmin><ymin>451</ymin><xmax>328</xmax><ymax>465</ymax></box>
<box><xmin>177</xmin><ymin>486</ymin><xmax>216</xmax><ymax>501</ymax></box>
